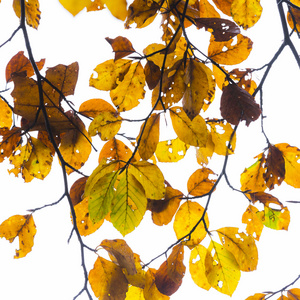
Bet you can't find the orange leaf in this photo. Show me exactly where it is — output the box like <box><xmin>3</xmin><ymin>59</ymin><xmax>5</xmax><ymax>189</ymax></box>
<box><xmin>220</xmin><ymin>83</ymin><xmax>261</xmax><ymax>126</ymax></box>
<box><xmin>13</xmin><ymin>0</ymin><xmax>41</xmax><ymax>29</ymax></box>
<box><xmin>242</xmin><ymin>205</ymin><xmax>264</xmax><ymax>240</ymax></box>
<box><xmin>144</xmin><ymin>269</ymin><xmax>170</xmax><ymax>300</ymax></box>
<box><xmin>187</xmin><ymin>168</ymin><xmax>216</xmax><ymax>196</ymax></box>
<box><xmin>245</xmin><ymin>293</ymin><xmax>266</xmax><ymax>300</ymax></box>
<box><xmin>211</xmin><ymin>0</ymin><xmax>233</xmax><ymax>16</ymax></box>
<box><xmin>70</xmin><ymin>176</ymin><xmax>87</xmax><ymax>206</ymax></box>
<box><xmin>0</xmin><ymin>127</ymin><xmax>22</xmax><ymax>163</ymax></box>
<box><xmin>106</xmin><ymin>36</ymin><xmax>135</xmax><ymax>61</ymax></box>
<box><xmin>287</xmin><ymin>288</ymin><xmax>300</xmax><ymax>299</ymax></box>
<box><xmin>79</xmin><ymin>98</ymin><xmax>116</xmax><ymax>118</ymax></box>
<box><xmin>199</xmin><ymin>0</ymin><xmax>220</xmax><ymax>18</ymax></box>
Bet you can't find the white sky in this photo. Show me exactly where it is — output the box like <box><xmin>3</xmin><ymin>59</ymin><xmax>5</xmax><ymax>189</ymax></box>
<box><xmin>1</xmin><ymin>1</ymin><xmax>300</xmax><ymax>299</ymax></box>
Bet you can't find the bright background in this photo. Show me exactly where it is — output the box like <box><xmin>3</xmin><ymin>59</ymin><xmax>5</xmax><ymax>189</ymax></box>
<box><xmin>1</xmin><ymin>1</ymin><xmax>300</xmax><ymax>299</ymax></box>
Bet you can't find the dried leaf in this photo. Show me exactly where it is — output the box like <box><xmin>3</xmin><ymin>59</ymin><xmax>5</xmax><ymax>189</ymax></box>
<box><xmin>0</xmin><ymin>127</ymin><xmax>22</xmax><ymax>163</ymax></box>
<box><xmin>242</xmin><ymin>205</ymin><xmax>264</xmax><ymax>241</ymax></box>
<box><xmin>144</xmin><ymin>269</ymin><xmax>170</xmax><ymax>300</ymax></box>
<box><xmin>187</xmin><ymin>168</ymin><xmax>216</xmax><ymax>196</ymax></box>
<box><xmin>79</xmin><ymin>98</ymin><xmax>116</xmax><ymax>118</ymax></box>
<box><xmin>211</xmin><ymin>0</ymin><xmax>233</xmax><ymax>16</ymax></box>
<box><xmin>106</xmin><ymin>36</ymin><xmax>135</xmax><ymax>60</ymax></box>
<box><xmin>70</xmin><ymin>177</ymin><xmax>87</xmax><ymax>206</ymax></box>
<box><xmin>145</xmin><ymin>60</ymin><xmax>161</xmax><ymax>90</ymax></box>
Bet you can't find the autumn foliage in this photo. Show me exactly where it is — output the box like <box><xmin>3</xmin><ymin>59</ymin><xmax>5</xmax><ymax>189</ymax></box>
<box><xmin>1</xmin><ymin>0</ymin><xmax>300</xmax><ymax>299</ymax></box>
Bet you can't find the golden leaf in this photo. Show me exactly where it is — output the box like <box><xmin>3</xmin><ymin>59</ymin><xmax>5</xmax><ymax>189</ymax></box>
<box><xmin>196</xmin><ymin>133</ymin><xmax>215</xmax><ymax>166</ymax></box>
<box><xmin>200</xmin><ymin>0</ymin><xmax>220</xmax><ymax>18</ymax></box>
<box><xmin>156</xmin><ymin>138</ymin><xmax>189</xmax><ymax>163</ymax></box>
<box><xmin>287</xmin><ymin>288</ymin><xmax>300</xmax><ymax>299</ymax></box>
<box><xmin>257</xmin><ymin>206</ymin><xmax>290</xmax><ymax>231</ymax></box>
<box><xmin>59</xmin><ymin>0</ymin><xmax>90</xmax><ymax>16</ymax></box>
<box><xmin>137</xmin><ymin>113</ymin><xmax>160</xmax><ymax>160</ymax></box>
<box><xmin>242</xmin><ymin>205</ymin><xmax>264</xmax><ymax>241</ymax></box>
<box><xmin>79</xmin><ymin>98</ymin><xmax>116</xmax><ymax>118</ymax></box>
<box><xmin>231</xmin><ymin>0</ymin><xmax>263</xmax><ymax>29</ymax></box>
<box><xmin>13</xmin><ymin>0</ymin><xmax>41</xmax><ymax>29</ymax></box>
<box><xmin>144</xmin><ymin>269</ymin><xmax>170</xmax><ymax>300</ymax></box>
<box><xmin>123</xmin><ymin>253</ymin><xmax>146</xmax><ymax>289</ymax></box>
<box><xmin>125</xmin><ymin>286</ymin><xmax>145</xmax><ymax>299</ymax></box>
<box><xmin>245</xmin><ymin>293</ymin><xmax>266</xmax><ymax>300</ymax></box>
<box><xmin>0</xmin><ymin>99</ymin><xmax>12</xmax><ymax>129</ymax></box>
<box><xmin>104</xmin><ymin>0</ymin><xmax>127</xmax><ymax>21</ymax></box>
<box><xmin>173</xmin><ymin>201</ymin><xmax>209</xmax><ymax>248</ymax></box>
<box><xmin>211</xmin><ymin>0</ymin><xmax>233</xmax><ymax>16</ymax></box>
<box><xmin>0</xmin><ymin>127</ymin><xmax>22</xmax><ymax>163</ymax></box>
<box><xmin>170</xmin><ymin>106</ymin><xmax>208</xmax><ymax>147</ymax></box>
<box><xmin>88</xmin><ymin>256</ymin><xmax>128</xmax><ymax>299</ymax></box>
<box><xmin>0</xmin><ymin>214</ymin><xmax>36</xmax><ymax>258</ymax></box>
<box><xmin>208</xmin><ymin>34</ymin><xmax>253</xmax><ymax>65</ymax></box>
<box><xmin>110</xmin><ymin>61</ymin><xmax>146</xmax><ymax>112</ymax></box>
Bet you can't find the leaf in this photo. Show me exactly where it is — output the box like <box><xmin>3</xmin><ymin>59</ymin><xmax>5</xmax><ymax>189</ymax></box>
<box><xmin>199</xmin><ymin>0</ymin><xmax>221</xmax><ymax>18</ymax></box>
<box><xmin>245</xmin><ymin>293</ymin><xmax>266</xmax><ymax>300</ymax></box>
<box><xmin>257</xmin><ymin>206</ymin><xmax>290</xmax><ymax>231</ymax></box>
<box><xmin>86</xmin><ymin>0</ymin><xmax>105</xmax><ymax>11</ymax></box>
<box><xmin>111</xmin><ymin>172</ymin><xmax>147</xmax><ymax>236</ymax></box>
<box><xmin>187</xmin><ymin>168</ymin><xmax>216</xmax><ymax>197</ymax></box>
<box><xmin>276</xmin><ymin>143</ymin><xmax>300</xmax><ymax>188</ymax></box>
<box><xmin>110</xmin><ymin>61</ymin><xmax>146</xmax><ymax>112</ymax></box>
<box><xmin>156</xmin><ymin>138</ymin><xmax>189</xmax><ymax>163</ymax></box>
<box><xmin>88</xmin><ymin>110</ymin><xmax>122</xmax><ymax>141</ymax></box>
<box><xmin>123</xmin><ymin>253</ymin><xmax>146</xmax><ymax>288</ymax></box>
<box><xmin>59</xmin><ymin>115</ymin><xmax>92</xmax><ymax>174</ymax></box>
<box><xmin>189</xmin><ymin>244</ymin><xmax>211</xmax><ymax>291</ymax></box>
<box><xmin>205</xmin><ymin>241</ymin><xmax>241</xmax><ymax>296</ymax></box>
<box><xmin>137</xmin><ymin>113</ymin><xmax>160</xmax><ymax>160</ymax></box>
<box><xmin>74</xmin><ymin>198</ymin><xmax>104</xmax><ymax>236</ymax></box>
<box><xmin>240</xmin><ymin>153</ymin><xmax>267</xmax><ymax>193</ymax></box>
<box><xmin>242</xmin><ymin>205</ymin><xmax>264</xmax><ymax>241</ymax></box>
<box><xmin>209</xmin><ymin>120</ymin><xmax>236</xmax><ymax>155</ymax></box>
<box><xmin>0</xmin><ymin>127</ymin><xmax>22</xmax><ymax>163</ymax></box>
<box><xmin>208</xmin><ymin>34</ymin><xmax>253</xmax><ymax>65</ymax></box>
<box><xmin>155</xmin><ymin>244</ymin><xmax>186</xmax><ymax>296</ymax></box>
<box><xmin>90</xmin><ymin>59</ymin><xmax>132</xmax><ymax>91</ymax></box>
<box><xmin>196</xmin><ymin>133</ymin><xmax>215</xmax><ymax>166</ymax></box>
<box><xmin>195</xmin><ymin>18</ymin><xmax>240</xmax><ymax>41</ymax></box>
<box><xmin>182</xmin><ymin>60</ymin><xmax>211</xmax><ymax>120</ymax></box>
<box><xmin>13</xmin><ymin>0</ymin><xmax>41</xmax><ymax>29</ymax></box>
<box><xmin>145</xmin><ymin>60</ymin><xmax>161</xmax><ymax>90</ymax></box>
<box><xmin>103</xmin><ymin>0</ymin><xmax>127</xmax><ymax>20</ymax></box>
<box><xmin>79</xmin><ymin>98</ymin><xmax>116</xmax><ymax>118</ymax></box>
<box><xmin>287</xmin><ymin>288</ymin><xmax>300</xmax><ymax>299</ymax></box>
<box><xmin>0</xmin><ymin>214</ymin><xmax>36</xmax><ymax>258</ymax></box>
<box><xmin>106</xmin><ymin>36</ymin><xmax>135</xmax><ymax>60</ymax></box>
<box><xmin>70</xmin><ymin>177</ymin><xmax>87</xmax><ymax>206</ymax></box>
<box><xmin>99</xmin><ymin>138</ymin><xmax>132</xmax><ymax>168</ymax></box>
<box><xmin>211</xmin><ymin>0</ymin><xmax>233</xmax><ymax>16</ymax></box>
<box><xmin>0</xmin><ymin>99</ymin><xmax>12</xmax><ymax>129</ymax></box>
<box><xmin>170</xmin><ymin>106</ymin><xmax>208</xmax><ymax>147</ymax></box>
<box><xmin>264</xmin><ymin>145</ymin><xmax>285</xmax><ymax>190</ymax></box>
<box><xmin>100</xmin><ymin>239</ymin><xmax>137</xmax><ymax>275</ymax></box>
<box><xmin>148</xmin><ymin>187</ymin><xmax>183</xmax><ymax>226</ymax></box>
<box><xmin>231</xmin><ymin>0</ymin><xmax>263</xmax><ymax>29</ymax></box>
<box><xmin>125</xmin><ymin>0</ymin><xmax>160</xmax><ymax>28</ymax></box>
<box><xmin>59</xmin><ymin>0</ymin><xmax>90</xmax><ymax>15</ymax></box>
<box><xmin>89</xmin><ymin>256</ymin><xmax>128</xmax><ymax>300</ymax></box>
<box><xmin>173</xmin><ymin>201</ymin><xmax>209</xmax><ymax>248</ymax></box>
<box><xmin>217</xmin><ymin>227</ymin><xmax>258</xmax><ymax>272</ymax></box>
<box><xmin>144</xmin><ymin>269</ymin><xmax>170</xmax><ymax>300</ymax></box>
<box><xmin>129</xmin><ymin>161</ymin><xmax>165</xmax><ymax>200</ymax></box>
<box><xmin>220</xmin><ymin>83</ymin><xmax>261</xmax><ymax>126</ymax></box>
<box><xmin>6</xmin><ymin>51</ymin><xmax>45</xmax><ymax>82</ymax></box>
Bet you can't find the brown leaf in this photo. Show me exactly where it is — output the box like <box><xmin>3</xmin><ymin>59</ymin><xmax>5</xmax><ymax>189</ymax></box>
<box><xmin>145</xmin><ymin>60</ymin><xmax>161</xmax><ymax>90</ymax></box>
<box><xmin>249</xmin><ymin>192</ymin><xmax>284</xmax><ymax>209</ymax></box>
<box><xmin>195</xmin><ymin>18</ymin><xmax>240</xmax><ymax>41</ymax></box>
<box><xmin>106</xmin><ymin>36</ymin><xmax>136</xmax><ymax>61</ymax></box>
<box><xmin>220</xmin><ymin>83</ymin><xmax>261</xmax><ymax>126</ymax></box>
<box><xmin>70</xmin><ymin>177</ymin><xmax>87</xmax><ymax>206</ymax></box>
<box><xmin>0</xmin><ymin>127</ymin><xmax>22</xmax><ymax>163</ymax></box>
<box><xmin>263</xmin><ymin>145</ymin><xmax>286</xmax><ymax>190</ymax></box>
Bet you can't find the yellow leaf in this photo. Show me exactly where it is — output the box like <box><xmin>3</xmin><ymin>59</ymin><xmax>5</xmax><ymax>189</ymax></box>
<box><xmin>245</xmin><ymin>293</ymin><xmax>266</xmax><ymax>300</ymax></box>
<box><xmin>13</xmin><ymin>0</ymin><xmax>41</xmax><ymax>29</ymax></box>
<box><xmin>0</xmin><ymin>214</ymin><xmax>36</xmax><ymax>258</ymax></box>
<box><xmin>276</xmin><ymin>143</ymin><xmax>300</xmax><ymax>188</ymax></box>
<box><xmin>240</xmin><ymin>153</ymin><xmax>267</xmax><ymax>193</ymax></box>
<box><xmin>60</xmin><ymin>123</ymin><xmax>92</xmax><ymax>174</ymax></box>
<box><xmin>103</xmin><ymin>0</ymin><xmax>127</xmax><ymax>20</ymax></box>
<box><xmin>173</xmin><ymin>201</ymin><xmax>209</xmax><ymax>248</ymax></box>
<box><xmin>196</xmin><ymin>133</ymin><xmax>215</xmax><ymax>166</ymax></box>
<box><xmin>217</xmin><ymin>227</ymin><xmax>258</xmax><ymax>271</ymax></box>
<box><xmin>124</xmin><ymin>253</ymin><xmax>146</xmax><ymax>288</ymax></box>
<box><xmin>144</xmin><ymin>269</ymin><xmax>170</xmax><ymax>300</ymax></box>
<box><xmin>200</xmin><ymin>0</ymin><xmax>220</xmax><ymax>18</ymax></box>
<box><xmin>156</xmin><ymin>137</ymin><xmax>189</xmax><ymax>163</ymax></box>
<box><xmin>88</xmin><ymin>110</ymin><xmax>122</xmax><ymax>141</ymax></box>
<box><xmin>89</xmin><ymin>256</ymin><xmax>128</xmax><ymax>299</ymax></box>
<box><xmin>74</xmin><ymin>198</ymin><xmax>104</xmax><ymax>236</ymax></box>
<box><xmin>148</xmin><ymin>187</ymin><xmax>183</xmax><ymax>226</ymax></box>
<box><xmin>137</xmin><ymin>113</ymin><xmax>160</xmax><ymax>160</ymax></box>
<box><xmin>206</xmin><ymin>241</ymin><xmax>241</xmax><ymax>296</ymax></box>
<box><xmin>59</xmin><ymin>0</ymin><xmax>91</xmax><ymax>16</ymax></box>
<box><xmin>231</xmin><ymin>0</ymin><xmax>263</xmax><ymax>29</ymax></box>
<box><xmin>242</xmin><ymin>205</ymin><xmax>264</xmax><ymax>241</ymax></box>
<box><xmin>170</xmin><ymin>106</ymin><xmax>208</xmax><ymax>147</ymax></box>
<box><xmin>110</xmin><ymin>61</ymin><xmax>146</xmax><ymax>112</ymax></box>
<box><xmin>257</xmin><ymin>206</ymin><xmax>290</xmax><ymax>231</ymax></box>
<box><xmin>90</xmin><ymin>59</ymin><xmax>131</xmax><ymax>91</ymax></box>
<box><xmin>86</xmin><ymin>0</ymin><xmax>105</xmax><ymax>11</ymax></box>
<box><xmin>129</xmin><ymin>161</ymin><xmax>165</xmax><ymax>200</ymax></box>
<box><xmin>187</xmin><ymin>168</ymin><xmax>216</xmax><ymax>197</ymax></box>
<box><xmin>0</xmin><ymin>99</ymin><xmax>12</xmax><ymax>129</ymax></box>
<box><xmin>209</xmin><ymin>120</ymin><xmax>236</xmax><ymax>155</ymax></box>
<box><xmin>0</xmin><ymin>127</ymin><xmax>22</xmax><ymax>163</ymax></box>
<box><xmin>100</xmin><ymin>239</ymin><xmax>137</xmax><ymax>275</ymax></box>
<box><xmin>79</xmin><ymin>98</ymin><xmax>116</xmax><ymax>118</ymax></box>
<box><xmin>126</xmin><ymin>286</ymin><xmax>145</xmax><ymax>299</ymax></box>
<box><xmin>208</xmin><ymin>34</ymin><xmax>253</xmax><ymax>65</ymax></box>
<box><xmin>111</xmin><ymin>172</ymin><xmax>147</xmax><ymax>236</ymax></box>
<box><xmin>211</xmin><ymin>0</ymin><xmax>233</xmax><ymax>16</ymax></box>
<box><xmin>189</xmin><ymin>244</ymin><xmax>211</xmax><ymax>291</ymax></box>
<box><xmin>287</xmin><ymin>288</ymin><xmax>300</xmax><ymax>299</ymax></box>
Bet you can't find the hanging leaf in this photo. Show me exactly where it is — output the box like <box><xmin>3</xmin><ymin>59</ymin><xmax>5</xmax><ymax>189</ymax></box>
<box><xmin>148</xmin><ymin>187</ymin><xmax>183</xmax><ymax>226</ymax></box>
<box><xmin>245</xmin><ymin>293</ymin><xmax>266</xmax><ymax>300</ymax></box>
<box><xmin>144</xmin><ymin>269</ymin><xmax>170</xmax><ymax>300</ymax></box>
<box><xmin>110</xmin><ymin>61</ymin><xmax>146</xmax><ymax>112</ymax></box>
<box><xmin>199</xmin><ymin>0</ymin><xmax>221</xmax><ymax>18</ymax></box>
<box><xmin>155</xmin><ymin>244</ymin><xmax>186</xmax><ymax>296</ymax></box>
<box><xmin>196</xmin><ymin>133</ymin><xmax>215</xmax><ymax>166</ymax></box>
<box><xmin>86</xmin><ymin>0</ymin><xmax>105</xmax><ymax>12</ymax></box>
<box><xmin>79</xmin><ymin>98</ymin><xmax>116</xmax><ymax>118</ymax></box>
<box><xmin>170</xmin><ymin>106</ymin><xmax>208</xmax><ymax>147</ymax></box>
<box><xmin>137</xmin><ymin>113</ymin><xmax>160</xmax><ymax>160</ymax></box>
<box><xmin>220</xmin><ymin>83</ymin><xmax>261</xmax><ymax>126</ymax></box>
<box><xmin>13</xmin><ymin>0</ymin><xmax>41</xmax><ymax>29</ymax></box>
<box><xmin>0</xmin><ymin>127</ymin><xmax>22</xmax><ymax>163</ymax></box>
<box><xmin>123</xmin><ymin>253</ymin><xmax>146</xmax><ymax>288</ymax></box>
<box><xmin>242</xmin><ymin>205</ymin><xmax>264</xmax><ymax>241</ymax></box>
<box><xmin>231</xmin><ymin>0</ymin><xmax>263</xmax><ymax>29</ymax></box>
<box><xmin>211</xmin><ymin>0</ymin><xmax>233</xmax><ymax>16</ymax></box>
<box><xmin>156</xmin><ymin>138</ymin><xmax>189</xmax><ymax>163</ymax></box>
<box><xmin>104</xmin><ymin>0</ymin><xmax>128</xmax><ymax>21</ymax></box>
<box><xmin>257</xmin><ymin>206</ymin><xmax>290</xmax><ymax>231</ymax></box>
<box><xmin>173</xmin><ymin>201</ymin><xmax>209</xmax><ymax>248</ymax></box>
<box><xmin>189</xmin><ymin>244</ymin><xmax>211</xmax><ymax>291</ymax></box>
<box><xmin>145</xmin><ymin>60</ymin><xmax>161</xmax><ymax>90</ymax></box>
<box><xmin>287</xmin><ymin>288</ymin><xmax>300</xmax><ymax>299</ymax></box>
<box><xmin>208</xmin><ymin>34</ymin><xmax>253</xmax><ymax>65</ymax></box>
<box><xmin>106</xmin><ymin>36</ymin><xmax>136</xmax><ymax>61</ymax></box>
<box><xmin>0</xmin><ymin>99</ymin><xmax>12</xmax><ymax>129</ymax></box>
<box><xmin>70</xmin><ymin>177</ymin><xmax>87</xmax><ymax>206</ymax></box>
<box><xmin>88</xmin><ymin>256</ymin><xmax>128</xmax><ymax>300</ymax></box>
<box><xmin>111</xmin><ymin>172</ymin><xmax>147</xmax><ymax>236</ymax></box>
<box><xmin>59</xmin><ymin>0</ymin><xmax>90</xmax><ymax>16</ymax></box>
<box><xmin>0</xmin><ymin>214</ymin><xmax>36</xmax><ymax>258</ymax></box>
<box><xmin>205</xmin><ymin>241</ymin><xmax>241</xmax><ymax>296</ymax></box>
